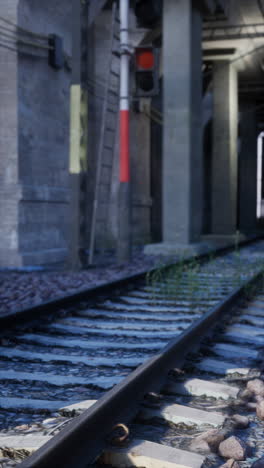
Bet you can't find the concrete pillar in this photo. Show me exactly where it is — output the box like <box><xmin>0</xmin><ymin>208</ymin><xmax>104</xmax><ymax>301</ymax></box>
<box><xmin>211</xmin><ymin>61</ymin><xmax>238</xmax><ymax>234</ymax></box>
<box><xmin>130</xmin><ymin>100</ymin><xmax>151</xmax><ymax>244</ymax></box>
<box><xmin>238</xmin><ymin>100</ymin><xmax>257</xmax><ymax>233</ymax></box>
<box><xmin>162</xmin><ymin>0</ymin><xmax>203</xmax><ymax>244</ymax></box>
<box><xmin>0</xmin><ymin>0</ymin><xmax>22</xmax><ymax>267</ymax></box>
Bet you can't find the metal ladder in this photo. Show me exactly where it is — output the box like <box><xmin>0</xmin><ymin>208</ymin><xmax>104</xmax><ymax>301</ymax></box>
<box><xmin>88</xmin><ymin>2</ymin><xmax>120</xmax><ymax>265</ymax></box>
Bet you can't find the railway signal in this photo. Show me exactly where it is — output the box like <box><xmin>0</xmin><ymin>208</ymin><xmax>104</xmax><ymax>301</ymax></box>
<box><xmin>134</xmin><ymin>46</ymin><xmax>159</xmax><ymax>97</ymax></box>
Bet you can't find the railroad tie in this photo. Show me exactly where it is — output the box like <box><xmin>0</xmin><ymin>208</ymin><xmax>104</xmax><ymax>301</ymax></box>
<box><xmin>138</xmin><ymin>402</ymin><xmax>225</xmax><ymax>427</ymax></box>
<box><xmin>164</xmin><ymin>378</ymin><xmax>239</xmax><ymax>400</ymax></box>
<box><xmin>98</xmin><ymin>439</ymin><xmax>205</xmax><ymax>468</ymax></box>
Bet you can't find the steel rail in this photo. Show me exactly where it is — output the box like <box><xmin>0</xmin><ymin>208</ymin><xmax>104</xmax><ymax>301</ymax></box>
<box><xmin>1</xmin><ymin>235</ymin><xmax>262</xmax><ymax>329</ymax></box>
<box><xmin>19</xmin><ymin>265</ymin><xmax>264</xmax><ymax>467</ymax></box>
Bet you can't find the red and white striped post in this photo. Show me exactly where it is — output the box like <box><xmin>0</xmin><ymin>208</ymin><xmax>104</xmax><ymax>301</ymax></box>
<box><xmin>118</xmin><ymin>0</ymin><xmax>131</xmax><ymax>263</ymax></box>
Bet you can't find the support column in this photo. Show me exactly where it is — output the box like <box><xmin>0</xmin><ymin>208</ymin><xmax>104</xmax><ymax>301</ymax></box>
<box><xmin>211</xmin><ymin>61</ymin><xmax>238</xmax><ymax>234</ymax></box>
<box><xmin>162</xmin><ymin>0</ymin><xmax>203</xmax><ymax>244</ymax></box>
<box><xmin>238</xmin><ymin>100</ymin><xmax>257</xmax><ymax>233</ymax></box>
<box><xmin>0</xmin><ymin>0</ymin><xmax>22</xmax><ymax>267</ymax></box>
<box><xmin>131</xmin><ymin>100</ymin><xmax>151</xmax><ymax>244</ymax></box>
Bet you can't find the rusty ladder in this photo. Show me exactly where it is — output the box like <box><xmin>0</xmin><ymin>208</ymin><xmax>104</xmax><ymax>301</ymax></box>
<box><xmin>88</xmin><ymin>2</ymin><xmax>120</xmax><ymax>265</ymax></box>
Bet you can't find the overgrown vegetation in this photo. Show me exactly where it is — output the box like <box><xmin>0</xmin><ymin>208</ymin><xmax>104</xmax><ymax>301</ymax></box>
<box><xmin>146</xmin><ymin>243</ymin><xmax>264</xmax><ymax>306</ymax></box>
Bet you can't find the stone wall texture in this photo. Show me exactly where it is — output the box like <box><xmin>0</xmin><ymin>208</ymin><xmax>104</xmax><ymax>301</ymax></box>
<box><xmin>17</xmin><ymin>0</ymin><xmax>72</xmax><ymax>267</ymax></box>
<box><xmin>0</xmin><ymin>3</ymin><xmax>152</xmax><ymax>268</ymax></box>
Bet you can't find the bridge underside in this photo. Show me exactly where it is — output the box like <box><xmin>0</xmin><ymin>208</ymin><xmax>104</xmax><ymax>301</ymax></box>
<box><xmin>145</xmin><ymin>0</ymin><xmax>264</xmax><ymax>255</ymax></box>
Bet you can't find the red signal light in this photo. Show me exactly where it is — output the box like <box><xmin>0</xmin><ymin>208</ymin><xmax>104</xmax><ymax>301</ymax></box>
<box><xmin>135</xmin><ymin>49</ymin><xmax>155</xmax><ymax>70</ymax></box>
<box><xmin>134</xmin><ymin>46</ymin><xmax>159</xmax><ymax>97</ymax></box>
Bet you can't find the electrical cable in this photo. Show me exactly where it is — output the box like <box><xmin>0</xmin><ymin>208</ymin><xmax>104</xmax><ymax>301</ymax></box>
<box><xmin>151</xmin><ymin>105</ymin><xmax>162</xmax><ymax>119</ymax></box>
<box><xmin>0</xmin><ymin>34</ymin><xmax>19</xmax><ymax>50</ymax></box>
<box><xmin>142</xmin><ymin>103</ymin><xmax>163</xmax><ymax>125</ymax></box>
<box><xmin>17</xmin><ymin>38</ymin><xmax>52</xmax><ymax>50</ymax></box>
<box><xmin>144</xmin><ymin>110</ymin><xmax>162</xmax><ymax>125</ymax></box>
<box><xmin>0</xmin><ymin>15</ymin><xmax>49</xmax><ymax>40</ymax></box>
<box><xmin>0</xmin><ymin>41</ymin><xmax>17</xmax><ymax>53</ymax></box>
<box><xmin>0</xmin><ymin>23</ymin><xmax>26</xmax><ymax>39</ymax></box>
<box><xmin>0</xmin><ymin>28</ymin><xmax>20</xmax><ymax>43</ymax></box>
<box><xmin>0</xmin><ymin>26</ymin><xmax>53</xmax><ymax>51</ymax></box>
<box><xmin>0</xmin><ymin>15</ymin><xmax>54</xmax><ymax>55</ymax></box>
<box><xmin>0</xmin><ymin>35</ymin><xmax>50</xmax><ymax>59</ymax></box>
<box><xmin>0</xmin><ymin>28</ymin><xmax>52</xmax><ymax>51</ymax></box>
<box><xmin>0</xmin><ymin>21</ymin><xmax>49</xmax><ymax>44</ymax></box>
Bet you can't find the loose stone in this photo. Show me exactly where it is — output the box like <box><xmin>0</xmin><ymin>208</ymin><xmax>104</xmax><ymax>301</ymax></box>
<box><xmin>251</xmin><ymin>456</ymin><xmax>264</xmax><ymax>467</ymax></box>
<box><xmin>247</xmin><ymin>402</ymin><xmax>257</xmax><ymax>411</ymax></box>
<box><xmin>240</xmin><ymin>389</ymin><xmax>252</xmax><ymax>400</ymax></box>
<box><xmin>246</xmin><ymin>379</ymin><xmax>264</xmax><ymax>398</ymax></box>
<box><xmin>256</xmin><ymin>400</ymin><xmax>264</xmax><ymax>420</ymax></box>
<box><xmin>189</xmin><ymin>438</ymin><xmax>211</xmax><ymax>455</ymax></box>
<box><xmin>230</xmin><ymin>414</ymin><xmax>249</xmax><ymax>429</ymax></box>
<box><xmin>190</xmin><ymin>429</ymin><xmax>226</xmax><ymax>453</ymax></box>
<box><xmin>219</xmin><ymin>459</ymin><xmax>240</xmax><ymax>468</ymax></box>
<box><xmin>218</xmin><ymin>436</ymin><xmax>247</xmax><ymax>461</ymax></box>
<box><xmin>254</xmin><ymin>394</ymin><xmax>264</xmax><ymax>404</ymax></box>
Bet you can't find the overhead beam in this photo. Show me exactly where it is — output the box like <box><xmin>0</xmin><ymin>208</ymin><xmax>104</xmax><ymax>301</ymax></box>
<box><xmin>203</xmin><ymin>47</ymin><xmax>236</xmax><ymax>57</ymax></box>
<box><xmin>203</xmin><ymin>48</ymin><xmax>236</xmax><ymax>61</ymax></box>
<box><xmin>203</xmin><ymin>32</ymin><xmax>264</xmax><ymax>41</ymax></box>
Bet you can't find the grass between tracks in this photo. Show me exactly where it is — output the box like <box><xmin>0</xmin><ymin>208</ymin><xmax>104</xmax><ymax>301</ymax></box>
<box><xmin>146</xmin><ymin>241</ymin><xmax>264</xmax><ymax>304</ymax></box>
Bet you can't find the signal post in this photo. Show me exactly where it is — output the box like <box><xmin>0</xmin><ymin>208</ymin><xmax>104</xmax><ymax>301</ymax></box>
<box><xmin>118</xmin><ymin>0</ymin><xmax>131</xmax><ymax>264</ymax></box>
<box><xmin>118</xmin><ymin>1</ymin><xmax>159</xmax><ymax>263</ymax></box>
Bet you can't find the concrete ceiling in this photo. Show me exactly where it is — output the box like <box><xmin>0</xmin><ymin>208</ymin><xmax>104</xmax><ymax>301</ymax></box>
<box><xmin>203</xmin><ymin>0</ymin><xmax>264</xmax><ymax>82</ymax></box>
<box><xmin>203</xmin><ymin>0</ymin><xmax>264</xmax><ymax>120</ymax></box>
<box><xmin>141</xmin><ymin>0</ymin><xmax>264</xmax><ymax>103</ymax></box>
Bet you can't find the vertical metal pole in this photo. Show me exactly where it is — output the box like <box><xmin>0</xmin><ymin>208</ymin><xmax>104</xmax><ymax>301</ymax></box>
<box><xmin>68</xmin><ymin>0</ymin><xmax>82</xmax><ymax>269</ymax></box>
<box><xmin>118</xmin><ymin>0</ymin><xmax>131</xmax><ymax>263</ymax></box>
<box><xmin>69</xmin><ymin>0</ymin><xmax>88</xmax><ymax>269</ymax></box>
<box><xmin>257</xmin><ymin>133</ymin><xmax>263</xmax><ymax>219</ymax></box>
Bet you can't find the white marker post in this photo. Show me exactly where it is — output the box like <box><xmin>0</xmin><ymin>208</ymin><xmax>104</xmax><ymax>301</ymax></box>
<box><xmin>118</xmin><ymin>0</ymin><xmax>131</xmax><ymax>263</ymax></box>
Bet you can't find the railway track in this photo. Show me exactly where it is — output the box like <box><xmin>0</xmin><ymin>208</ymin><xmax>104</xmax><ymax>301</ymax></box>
<box><xmin>0</xmin><ymin>240</ymin><xmax>264</xmax><ymax>467</ymax></box>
